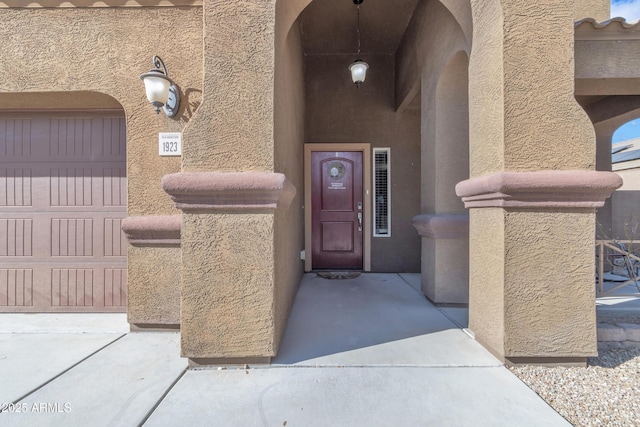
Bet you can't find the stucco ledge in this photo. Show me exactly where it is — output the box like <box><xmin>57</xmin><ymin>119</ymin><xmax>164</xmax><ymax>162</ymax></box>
<box><xmin>121</xmin><ymin>215</ymin><xmax>181</xmax><ymax>246</ymax></box>
<box><xmin>161</xmin><ymin>172</ymin><xmax>296</xmax><ymax>212</ymax></box>
<box><xmin>455</xmin><ymin>171</ymin><xmax>622</xmax><ymax>208</ymax></box>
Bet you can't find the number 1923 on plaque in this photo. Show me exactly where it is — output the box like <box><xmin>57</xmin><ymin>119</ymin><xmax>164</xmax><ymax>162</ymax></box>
<box><xmin>159</xmin><ymin>132</ymin><xmax>182</xmax><ymax>156</ymax></box>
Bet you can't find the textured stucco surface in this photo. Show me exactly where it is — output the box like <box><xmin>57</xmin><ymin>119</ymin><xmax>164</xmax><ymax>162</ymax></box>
<box><xmin>501</xmin><ymin>1</ymin><xmax>594</xmax><ymax>172</ymax></box>
<box><xmin>304</xmin><ymin>54</ymin><xmax>421</xmax><ymax>272</ymax></box>
<box><xmin>469</xmin><ymin>0</ymin><xmax>595</xmax><ymax>176</ymax></box>
<box><xmin>127</xmin><ymin>246</ymin><xmax>181</xmax><ymax>326</ymax></box>
<box><xmin>0</xmin><ymin>7</ymin><xmax>203</xmax><ymax>216</ymax></box>
<box><xmin>503</xmin><ymin>210</ymin><xmax>597</xmax><ymax>357</ymax></box>
<box><xmin>575</xmin><ymin>39</ymin><xmax>640</xmax><ymax>97</ymax></box>
<box><xmin>467</xmin><ymin>0</ymin><xmax>505</xmax><ymax>176</ymax></box>
<box><xmin>182</xmin><ymin>0</ymin><xmax>275</xmax><ymax>172</ymax></box>
<box><xmin>574</xmin><ymin>0</ymin><xmax>609</xmax><ymax>20</ymax></box>
<box><xmin>180</xmin><ymin>213</ymin><xmax>276</xmax><ymax>358</ymax></box>
<box><xmin>468</xmin><ymin>208</ymin><xmax>598</xmax><ymax>359</ymax></box>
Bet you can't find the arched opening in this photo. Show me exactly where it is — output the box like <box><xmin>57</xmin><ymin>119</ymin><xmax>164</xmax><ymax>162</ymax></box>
<box><xmin>275</xmin><ymin>0</ymin><xmax>428</xmax><ymax>272</ymax></box>
<box><xmin>273</xmin><ymin>0</ymin><xmax>474</xmax><ymax>280</ymax></box>
<box><xmin>610</xmin><ymin>117</ymin><xmax>640</xmax><ymax>241</ymax></box>
<box><xmin>0</xmin><ymin>91</ymin><xmax>128</xmax><ymax>313</ymax></box>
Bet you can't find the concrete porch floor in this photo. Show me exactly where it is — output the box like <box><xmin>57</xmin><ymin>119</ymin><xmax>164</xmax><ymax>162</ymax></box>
<box><xmin>0</xmin><ymin>273</ymin><xmax>571</xmax><ymax>426</ymax></box>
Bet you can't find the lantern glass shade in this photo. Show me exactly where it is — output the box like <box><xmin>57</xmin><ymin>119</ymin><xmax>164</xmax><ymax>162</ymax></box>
<box><xmin>349</xmin><ymin>60</ymin><xmax>369</xmax><ymax>86</ymax></box>
<box><xmin>141</xmin><ymin>72</ymin><xmax>171</xmax><ymax>106</ymax></box>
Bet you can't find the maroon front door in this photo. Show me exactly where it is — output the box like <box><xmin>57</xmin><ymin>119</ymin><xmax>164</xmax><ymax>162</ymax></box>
<box><xmin>311</xmin><ymin>151</ymin><xmax>363</xmax><ymax>270</ymax></box>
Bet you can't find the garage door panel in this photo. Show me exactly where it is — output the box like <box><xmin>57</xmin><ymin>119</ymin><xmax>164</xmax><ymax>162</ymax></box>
<box><xmin>103</xmin><ymin>168</ymin><xmax>126</xmax><ymax>206</ymax></box>
<box><xmin>51</xmin><ymin>218</ymin><xmax>94</xmax><ymax>257</ymax></box>
<box><xmin>104</xmin><ymin>268</ymin><xmax>127</xmax><ymax>307</ymax></box>
<box><xmin>97</xmin><ymin>118</ymin><xmax>126</xmax><ymax>160</ymax></box>
<box><xmin>0</xmin><ymin>268</ymin><xmax>33</xmax><ymax>307</ymax></box>
<box><xmin>104</xmin><ymin>218</ymin><xmax>127</xmax><ymax>257</ymax></box>
<box><xmin>50</xmin><ymin>168</ymin><xmax>93</xmax><ymax>207</ymax></box>
<box><xmin>0</xmin><ymin>218</ymin><xmax>32</xmax><ymax>257</ymax></box>
<box><xmin>0</xmin><ymin>118</ymin><xmax>32</xmax><ymax>158</ymax></box>
<box><xmin>0</xmin><ymin>113</ymin><xmax>126</xmax><ymax>313</ymax></box>
<box><xmin>51</xmin><ymin>268</ymin><xmax>94</xmax><ymax>307</ymax></box>
<box><xmin>50</xmin><ymin>118</ymin><xmax>94</xmax><ymax>159</ymax></box>
<box><xmin>0</xmin><ymin>168</ymin><xmax>32</xmax><ymax>207</ymax></box>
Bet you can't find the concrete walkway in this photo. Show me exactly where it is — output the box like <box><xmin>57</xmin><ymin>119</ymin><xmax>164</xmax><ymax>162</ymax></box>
<box><xmin>0</xmin><ymin>273</ymin><xmax>571</xmax><ymax>426</ymax></box>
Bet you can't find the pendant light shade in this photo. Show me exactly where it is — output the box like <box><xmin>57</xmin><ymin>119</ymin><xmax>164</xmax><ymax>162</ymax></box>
<box><xmin>348</xmin><ymin>0</ymin><xmax>369</xmax><ymax>88</ymax></box>
<box><xmin>349</xmin><ymin>60</ymin><xmax>369</xmax><ymax>88</ymax></box>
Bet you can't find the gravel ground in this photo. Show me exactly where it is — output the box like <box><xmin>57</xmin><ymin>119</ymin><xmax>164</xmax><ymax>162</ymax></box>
<box><xmin>510</xmin><ymin>345</ymin><xmax>640</xmax><ymax>427</ymax></box>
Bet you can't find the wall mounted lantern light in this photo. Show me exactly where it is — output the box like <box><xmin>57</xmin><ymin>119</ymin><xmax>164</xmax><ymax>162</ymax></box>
<box><xmin>140</xmin><ymin>56</ymin><xmax>180</xmax><ymax>117</ymax></box>
<box><xmin>348</xmin><ymin>0</ymin><xmax>369</xmax><ymax>88</ymax></box>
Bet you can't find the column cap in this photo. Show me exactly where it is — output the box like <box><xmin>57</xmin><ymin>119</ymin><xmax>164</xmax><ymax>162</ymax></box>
<box><xmin>122</xmin><ymin>215</ymin><xmax>181</xmax><ymax>246</ymax></box>
<box><xmin>455</xmin><ymin>170</ymin><xmax>622</xmax><ymax>208</ymax></box>
<box><xmin>162</xmin><ymin>172</ymin><xmax>296</xmax><ymax>212</ymax></box>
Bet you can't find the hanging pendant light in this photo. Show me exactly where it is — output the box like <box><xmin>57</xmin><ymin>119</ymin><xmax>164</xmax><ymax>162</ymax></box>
<box><xmin>349</xmin><ymin>0</ymin><xmax>369</xmax><ymax>88</ymax></box>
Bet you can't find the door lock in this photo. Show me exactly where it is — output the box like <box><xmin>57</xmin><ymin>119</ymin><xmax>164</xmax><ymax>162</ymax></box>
<box><xmin>357</xmin><ymin>202</ymin><xmax>362</xmax><ymax>210</ymax></box>
<box><xmin>357</xmin><ymin>212</ymin><xmax>363</xmax><ymax>232</ymax></box>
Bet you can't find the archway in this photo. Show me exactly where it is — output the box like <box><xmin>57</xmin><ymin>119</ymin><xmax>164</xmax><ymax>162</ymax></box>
<box><xmin>0</xmin><ymin>91</ymin><xmax>128</xmax><ymax>313</ymax></box>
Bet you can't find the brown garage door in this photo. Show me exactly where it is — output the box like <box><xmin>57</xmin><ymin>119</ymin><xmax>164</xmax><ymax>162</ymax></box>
<box><xmin>0</xmin><ymin>113</ymin><xmax>127</xmax><ymax>312</ymax></box>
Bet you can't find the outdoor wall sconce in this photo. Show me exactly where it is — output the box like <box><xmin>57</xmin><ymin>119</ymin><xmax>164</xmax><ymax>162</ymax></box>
<box><xmin>140</xmin><ymin>56</ymin><xmax>180</xmax><ymax>117</ymax></box>
<box><xmin>348</xmin><ymin>0</ymin><xmax>369</xmax><ymax>88</ymax></box>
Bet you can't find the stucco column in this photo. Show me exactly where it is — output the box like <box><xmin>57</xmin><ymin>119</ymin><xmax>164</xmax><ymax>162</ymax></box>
<box><xmin>162</xmin><ymin>172</ymin><xmax>295</xmax><ymax>365</ymax></box>
<box><xmin>166</xmin><ymin>1</ymin><xmax>297</xmax><ymax>365</ymax></box>
<box><xmin>415</xmin><ymin>51</ymin><xmax>470</xmax><ymax>304</ymax></box>
<box><xmin>464</xmin><ymin>0</ymin><xmax>621</xmax><ymax>365</ymax></box>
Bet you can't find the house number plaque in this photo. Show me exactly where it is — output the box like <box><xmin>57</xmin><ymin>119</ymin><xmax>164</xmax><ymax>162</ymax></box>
<box><xmin>159</xmin><ymin>132</ymin><xmax>182</xmax><ymax>156</ymax></box>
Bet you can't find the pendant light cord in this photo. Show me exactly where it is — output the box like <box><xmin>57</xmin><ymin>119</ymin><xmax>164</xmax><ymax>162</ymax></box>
<box><xmin>356</xmin><ymin>4</ymin><xmax>361</xmax><ymax>55</ymax></box>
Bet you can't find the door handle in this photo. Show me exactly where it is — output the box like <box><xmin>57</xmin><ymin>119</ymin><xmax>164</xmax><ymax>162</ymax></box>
<box><xmin>357</xmin><ymin>213</ymin><xmax>363</xmax><ymax>232</ymax></box>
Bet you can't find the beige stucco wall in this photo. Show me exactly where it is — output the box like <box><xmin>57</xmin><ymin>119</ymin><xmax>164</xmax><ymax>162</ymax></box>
<box><xmin>574</xmin><ymin>0</ymin><xmax>609</xmax><ymax>20</ymax></box>
<box><xmin>127</xmin><ymin>246</ymin><xmax>181</xmax><ymax>325</ymax></box>
<box><xmin>304</xmin><ymin>54</ymin><xmax>421</xmax><ymax>272</ymax></box>
<box><xmin>0</xmin><ymin>7</ymin><xmax>203</xmax><ymax>215</ymax></box>
<box><xmin>503</xmin><ymin>210</ymin><xmax>597</xmax><ymax>357</ymax></box>
<box><xmin>180</xmin><ymin>213</ymin><xmax>277</xmax><ymax>358</ymax></box>
<box><xmin>182</xmin><ymin>1</ymin><xmax>275</xmax><ymax>172</ymax></box>
<box><xmin>469</xmin><ymin>208</ymin><xmax>597</xmax><ymax>360</ymax></box>
<box><xmin>470</xmin><ymin>0</ymin><xmax>594</xmax><ymax>176</ymax></box>
<box><xmin>576</xmin><ymin>37</ymin><xmax>640</xmax><ymax>100</ymax></box>
<box><xmin>0</xmin><ymin>6</ymin><xmax>203</xmax><ymax>327</ymax></box>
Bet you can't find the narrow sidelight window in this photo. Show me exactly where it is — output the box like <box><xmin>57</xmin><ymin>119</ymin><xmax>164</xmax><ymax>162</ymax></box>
<box><xmin>373</xmin><ymin>148</ymin><xmax>391</xmax><ymax>237</ymax></box>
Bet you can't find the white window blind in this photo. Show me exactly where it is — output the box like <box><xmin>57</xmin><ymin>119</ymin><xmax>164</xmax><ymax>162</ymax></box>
<box><xmin>373</xmin><ymin>148</ymin><xmax>390</xmax><ymax>237</ymax></box>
